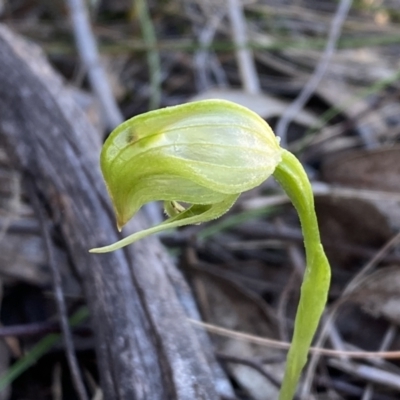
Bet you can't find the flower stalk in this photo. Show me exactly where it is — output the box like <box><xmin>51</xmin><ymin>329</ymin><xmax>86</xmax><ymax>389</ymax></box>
<box><xmin>273</xmin><ymin>149</ymin><xmax>330</xmax><ymax>400</ymax></box>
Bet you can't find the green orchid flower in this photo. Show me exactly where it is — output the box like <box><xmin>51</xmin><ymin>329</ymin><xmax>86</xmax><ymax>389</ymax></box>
<box><xmin>89</xmin><ymin>99</ymin><xmax>331</xmax><ymax>400</ymax></box>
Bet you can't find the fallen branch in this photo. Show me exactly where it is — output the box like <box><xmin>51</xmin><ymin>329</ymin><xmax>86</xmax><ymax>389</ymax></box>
<box><xmin>0</xmin><ymin>24</ymin><xmax>231</xmax><ymax>400</ymax></box>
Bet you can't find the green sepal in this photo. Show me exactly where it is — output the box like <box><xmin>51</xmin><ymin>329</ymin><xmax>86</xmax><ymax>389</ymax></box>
<box><xmin>90</xmin><ymin>194</ymin><xmax>239</xmax><ymax>253</ymax></box>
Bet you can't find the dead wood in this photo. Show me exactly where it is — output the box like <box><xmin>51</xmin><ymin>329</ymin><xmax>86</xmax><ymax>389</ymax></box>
<box><xmin>0</xmin><ymin>25</ymin><xmax>230</xmax><ymax>400</ymax></box>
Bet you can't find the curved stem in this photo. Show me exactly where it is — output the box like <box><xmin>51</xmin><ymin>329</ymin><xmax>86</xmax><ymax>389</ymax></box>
<box><xmin>273</xmin><ymin>149</ymin><xmax>331</xmax><ymax>400</ymax></box>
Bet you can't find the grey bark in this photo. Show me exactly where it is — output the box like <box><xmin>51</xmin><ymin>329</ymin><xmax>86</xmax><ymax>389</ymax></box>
<box><xmin>0</xmin><ymin>25</ymin><xmax>233</xmax><ymax>400</ymax></box>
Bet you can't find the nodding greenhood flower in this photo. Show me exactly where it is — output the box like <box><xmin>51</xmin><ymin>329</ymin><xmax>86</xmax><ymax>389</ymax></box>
<box><xmin>92</xmin><ymin>99</ymin><xmax>283</xmax><ymax>249</ymax></box>
<box><xmin>90</xmin><ymin>99</ymin><xmax>331</xmax><ymax>400</ymax></box>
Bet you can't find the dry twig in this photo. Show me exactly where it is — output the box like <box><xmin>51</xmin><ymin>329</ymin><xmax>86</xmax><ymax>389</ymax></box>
<box><xmin>361</xmin><ymin>325</ymin><xmax>397</xmax><ymax>400</ymax></box>
<box><xmin>65</xmin><ymin>0</ymin><xmax>123</xmax><ymax>129</ymax></box>
<box><xmin>226</xmin><ymin>0</ymin><xmax>260</xmax><ymax>93</ymax></box>
<box><xmin>190</xmin><ymin>319</ymin><xmax>400</xmax><ymax>360</ymax></box>
<box><xmin>275</xmin><ymin>0</ymin><xmax>353</xmax><ymax>147</ymax></box>
<box><xmin>216</xmin><ymin>352</ymin><xmax>284</xmax><ymax>392</ymax></box>
<box><xmin>28</xmin><ymin>180</ymin><xmax>88</xmax><ymax>400</ymax></box>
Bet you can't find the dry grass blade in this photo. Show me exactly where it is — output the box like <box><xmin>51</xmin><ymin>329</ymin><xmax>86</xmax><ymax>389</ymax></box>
<box><xmin>29</xmin><ymin>181</ymin><xmax>88</xmax><ymax>400</ymax></box>
<box><xmin>226</xmin><ymin>0</ymin><xmax>260</xmax><ymax>93</ymax></box>
<box><xmin>65</xmin><ymin>0</ymin><xmax>123</xmax><ymax>129</ymax></box>
<box><xmin>276</xmin><ymin>0</ymin><xmax>353</xmax><ymax>146</ymax></box>
<box><xmin>190</xmin><ymin>319</ymin><xmax>400</xmax><ymax>360</ymax></box>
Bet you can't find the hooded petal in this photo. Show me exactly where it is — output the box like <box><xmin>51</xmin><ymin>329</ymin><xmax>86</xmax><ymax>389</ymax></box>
<box><xmin>101</xmin><ymin>99</ymin><xmax>282</xmax><ymax>227</ymax></box>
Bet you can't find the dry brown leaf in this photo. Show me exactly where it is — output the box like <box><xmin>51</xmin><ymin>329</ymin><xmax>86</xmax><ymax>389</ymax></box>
<box><xmin>352</xmin><ymin>266</ymin><xmax>400</xmax><ymax>325</ymax></box>
<box><xmin>322</xmin><ymin>146</ymin><xmax>400</xmax><ymax>191</ymax></box>
<box><xmin>190</xmin><ymin>268</ymin><xmax>284</xmax><ymax>400</ymax></box>
<box><xmin>0</xmin><ymin>234</ymin><xmax>51</xmax><ymax>285</ymax></box>
<box><xmin>190</xmin><ymin>88</ymin><xmax>319</xmax><ymax>127</ymax></box>
<box><xmin>322</xmin><ymin>146</ymin><xmax>400</xmax><ymax>230</ymax></box>
<box><xmin>68</xmin><ymin>87</ymin><xmax>105</xmax><ymax>135</ymax></box>
<box><xmin>316</xmin><ymin>196</ymin><xmax>391</xmax><ymax>266</ymax></box>
<box><xmin>284</xmin><ymin>47</ymin><xmax>399</xmax><ymax>85</ymax></box>
<box><xmin>315</xmin><ymin>78</ymin><xmax>386</xmax><ymax>148</ymax></box>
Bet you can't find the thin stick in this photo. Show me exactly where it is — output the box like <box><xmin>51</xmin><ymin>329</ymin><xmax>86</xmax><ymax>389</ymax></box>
<box><xmin>193</xmin><ymin>8</ymin><xmax>227</xmax><ymax>90</ymax></box>
<box><xmin>275</xmin><ymin>0</ymin><xmax>353</xmax><ymax>147</ymax></box>
<box><xmin>189</xmin><ymin>319</ymin><xmax>400</xmax><ymax>359</ymax></box>
<box><xmin>29</xmin><ymin>180</ymin><xmax>88</xmax><ymax>400</ymax></box>
<box><xmin>0</xmin><ymin>320</ymin><xmax>91</xmax><ymax>338</ymax></box>
<box><xmin>133</xmin><ymin>0</ymin><xmax>162</xmax><ymax>110</ymax></box>
<box><xmin>65</xmin><ymin>0</ymin><xmax>123</xmax><ymax>129</ymax></box>
<box><xmin>226</xmin><ymin>0</ymin><xmax>260</xmax><ymax>94</ymax></box>
<box><xmin>0</xmin><ymin>172</ymin><xmax>20</xmax><ymax>243</ymax></box>
<box><xmin>361</xmin><ymin>325</ymin><xmax>397</xmax><ymax>400</ymax></box>
<box><xmin>216</xmin><ymin>352</ymin><xmax>283</xmax><ymax>390</ymax></box>
<box><xmin>0</xmin><ymin>321</ymin><xmax>59</xmax><ymax>337</ymax></box>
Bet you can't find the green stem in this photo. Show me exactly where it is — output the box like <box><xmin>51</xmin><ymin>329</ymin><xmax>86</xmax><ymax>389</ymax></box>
<box><xmin>273</xmin><ymin>149</ymin><xmax>331</xmax><ymax>400</ymax></box>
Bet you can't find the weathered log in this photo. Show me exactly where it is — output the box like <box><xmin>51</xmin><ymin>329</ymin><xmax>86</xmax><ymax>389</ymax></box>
<box><xmin>0</xmin><ymin>25</ymin><xmax>232</xmax><ymax>400</ymax></box>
